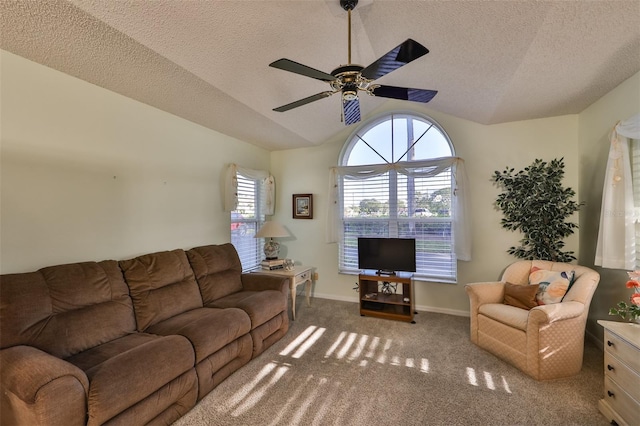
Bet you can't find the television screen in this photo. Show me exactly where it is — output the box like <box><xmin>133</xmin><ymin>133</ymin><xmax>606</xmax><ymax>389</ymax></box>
<box><xmin>357</xmin><ymin>238</ymin><xmax>416</xmax><ymax>274</ymax></box>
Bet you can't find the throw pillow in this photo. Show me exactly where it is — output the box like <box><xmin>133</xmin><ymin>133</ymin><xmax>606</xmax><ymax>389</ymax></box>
<box><xmin>529</xmin><ymin>267</ymin><xmax>574</xmax><ymax>305</ymax></box>
<box><xmin>503</xmin><ymin>282</ymin><xmax>540</xmax><ymax>310</ymax></box>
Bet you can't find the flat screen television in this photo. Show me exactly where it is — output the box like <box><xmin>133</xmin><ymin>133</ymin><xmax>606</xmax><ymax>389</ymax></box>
<box><xmin>357</xmin><ymin>237</ymin><xmax>416</xmax><ymax>275</ymax></box>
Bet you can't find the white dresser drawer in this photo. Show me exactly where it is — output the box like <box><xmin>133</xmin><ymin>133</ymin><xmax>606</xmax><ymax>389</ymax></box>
<box><xmin>603</xmin><ymin>376</ymin><xmax>640</xmax><ymax>426</ymax></box>
<box><xmin>604</xmin><ymin>351</ymin><xmax>640</xmax><ymax>402</ymax></box>
<box><xmin>605</xmin><ymin>329</ymin><xmax>640</xmax><ymax>372</ymax></box>
<box><xmin>599</xmin><ymin>321</ymin><xmax>640</xmax><ymax>426</ymax></box>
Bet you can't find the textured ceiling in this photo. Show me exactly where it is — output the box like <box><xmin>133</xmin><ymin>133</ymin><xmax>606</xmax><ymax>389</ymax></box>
<box><xmin>2</xmin><ymin>0</ymin><xmax>639</xmax><ymax>151</ymax></box>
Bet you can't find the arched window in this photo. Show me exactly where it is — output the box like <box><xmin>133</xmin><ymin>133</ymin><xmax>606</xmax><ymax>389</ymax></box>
<box><xmin>336</xmin><ymin>112</ymin><xmax>461</xmax><ymax>282</ymax></box>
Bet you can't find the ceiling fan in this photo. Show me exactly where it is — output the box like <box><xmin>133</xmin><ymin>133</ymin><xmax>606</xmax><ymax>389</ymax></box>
<box><xmin>269</xmin><ymin>0</ymin><xmax>437</xmax><ymax>126</ymax></box>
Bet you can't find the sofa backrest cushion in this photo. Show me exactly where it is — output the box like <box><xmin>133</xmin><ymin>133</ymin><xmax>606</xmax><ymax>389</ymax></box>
<box><xmin>186</xmin><ymin>244</ymin><xmax>243</xmax><ymax>304</ymax></box>
<box><xmin>119</xmin><ymin>249</ymin><xmax>203</xmax><ymax>331</ymax></box>
<box><xmin>0</xmin><ymin>261</ymin><xmax>136</xmax><ymax>358</ymax></box>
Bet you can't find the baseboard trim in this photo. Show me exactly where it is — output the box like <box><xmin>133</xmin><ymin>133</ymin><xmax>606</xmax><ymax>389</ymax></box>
<box><xmin>415</xmin><ymin>304</ymin><xmax>470</xmax><ymax>318</ymax></box>
<box><xmin>585</xmin><ymin>328</ymin><xmax>603</xmax><ymax>351</ymax></box>
<box><xmin>310</xmin><ymin>293</ymin><xmax>470</xmax><ymax>318</ymax></box>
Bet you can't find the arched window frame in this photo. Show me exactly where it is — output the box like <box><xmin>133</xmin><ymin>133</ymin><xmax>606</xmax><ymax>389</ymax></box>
<box><xmin>327</xmin><ymin>112</ymin><xmax>471</xmax><ymax>282</ymax></box>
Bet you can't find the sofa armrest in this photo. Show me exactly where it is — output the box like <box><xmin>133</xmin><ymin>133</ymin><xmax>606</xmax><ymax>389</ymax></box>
<box><xmin>241</xmin><ymin>273</ymin><xmax>289</xmax><ymax>294</ymax></box>
<box><xmin>1</xmin><ymin>345</ymin><xmax>89</xmax><ymax>426</ymax></box>
<box><xmin>465</xmin><ymin>282</ymin><xmax>505</xmax><ymax>308</ymax></box>
<box><xmin>528</xmin><ymin>301</ymin><xmax>585</xmax><ymax>326</ymax></box>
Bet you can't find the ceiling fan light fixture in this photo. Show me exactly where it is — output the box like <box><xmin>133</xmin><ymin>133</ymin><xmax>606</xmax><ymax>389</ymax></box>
<box><xmin>340</xmin><ymin>0</ymin><xmax>358</xmax><ymax>11</ymax></box>
<box><xmin>342</xmin><ymin>89</ymin><xmax>358</xmax><ymax>101</ymax></box>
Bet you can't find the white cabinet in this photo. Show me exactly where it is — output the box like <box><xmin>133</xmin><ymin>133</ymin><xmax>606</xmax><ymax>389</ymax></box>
<box><xmin>597</xmin><ymin>320</ymin><xmax>640</xmax><ymax>426</ymax></box>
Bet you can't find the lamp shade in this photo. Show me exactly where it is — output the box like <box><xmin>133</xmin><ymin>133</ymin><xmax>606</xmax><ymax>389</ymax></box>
<box><xmin>255</xmin><ymin>221</ymin><xmax>290</xmax><ymax>238</ymax></box>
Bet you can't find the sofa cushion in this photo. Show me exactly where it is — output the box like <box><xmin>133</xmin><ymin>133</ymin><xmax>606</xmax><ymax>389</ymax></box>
<box><xmin>529</xmin><ymin>267</ymin><xmax>574</xmax><ymax>305</ymax></box>
<box><xmin>186</xmin><ymin>244</ymin><xmax>244</xmax><ymax>303</ymax></box>
<box><xmin>479</xmin><ymin>303</ymin><xmax>529</xmax><ymax>331</ymax></box>
<box><xmin>119</xmin><ymin>250</ymin><xmax>203</xmax><ymax>331</ymax></box>
<box><xmin>503</xmin><ymin>282</ymin><xmax>539</xmax><ymax>310</ymax></box>
<box><xmin>146</xmin><ymin>307</ymin><xmax>251</xmax><ymax>364</ymax></box>
<box><xmin>0</xmin><ymin>261</ymin><xmax>136</xmax><ymax>358</ymax></box>
<box><xmin>66</xmin><ymin>333</ymin><xmax>195</xmax><ymax>425</ymax></box>
<box><xmin>209</xmin><ymin>290</ymin><xmax>287</xmax><ymax>329</ymax></box>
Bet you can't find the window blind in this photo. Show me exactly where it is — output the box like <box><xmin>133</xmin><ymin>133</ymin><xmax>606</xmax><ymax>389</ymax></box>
<box><xmin>339</xmin><ymin>168</ymin><xmax>455</xmax><ymax>281</ymax></box>
<box><xmin>231</xmin><ymin>173</ymin><xmax>265</xmax><ymax>271</ymax></box>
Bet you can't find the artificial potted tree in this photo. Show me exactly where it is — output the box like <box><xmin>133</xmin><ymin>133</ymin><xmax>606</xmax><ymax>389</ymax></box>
<box><xmin>492</xmin><ymin>158</ymin><xmax>582</xmax><ymax>262</ymax></box>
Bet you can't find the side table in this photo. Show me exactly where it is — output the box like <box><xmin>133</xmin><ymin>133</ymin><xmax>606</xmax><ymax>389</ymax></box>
<box><xmin>597</xmin><ymin>320</ymin><xmax>640</xmax><ymax>426</ymax></box>
<box><xmin>253</xmin><ymin>265</ymin><xmax>315</xmax><ymax>320</ymax></box>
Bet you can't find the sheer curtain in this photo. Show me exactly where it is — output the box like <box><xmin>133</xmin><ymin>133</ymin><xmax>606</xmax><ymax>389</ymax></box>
<box><xmin>223</xmin><ymin>163</ymin><xmax>275</xmax><ymax>215</ymax></box>
<box><xmin>595</xmin><ymin>113</ymin><xmax>640</xmax><ymax>269</ymax></box>
<box><xmin>326</xmin><ymin>156</ymin><xmax>471</xmax><ymax>261</ymax></box>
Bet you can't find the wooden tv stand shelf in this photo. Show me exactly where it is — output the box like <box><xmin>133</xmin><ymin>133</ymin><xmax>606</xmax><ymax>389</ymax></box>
<box><xmin>358</xmin><ymin>271</ymin><xmax>415</xmax><ymax>323</ymax></box>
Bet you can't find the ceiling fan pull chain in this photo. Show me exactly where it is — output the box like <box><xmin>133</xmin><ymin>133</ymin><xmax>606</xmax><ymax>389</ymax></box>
<box><xmin>348</xmin><ymin>8</ymin><xmax>352</xmax><ymax>65</ymax></box>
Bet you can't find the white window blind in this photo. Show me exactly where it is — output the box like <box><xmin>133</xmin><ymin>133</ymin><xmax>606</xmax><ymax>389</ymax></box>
<box><xmin>231</xmin><ymin>173</ymin><xmax>265</xmax><ymax>271</ymax></box>
<box><xmin>338</xmin><ymin>113</ymin><xmax>457</xmax><ymax>282</ymax></box>
<box><xmin>340</xmin><ymin>169</ymin><xmax>455</xmax><ymax>281</ymax></box>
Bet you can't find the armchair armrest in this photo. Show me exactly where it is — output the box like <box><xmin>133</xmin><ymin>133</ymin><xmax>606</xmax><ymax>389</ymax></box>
<box><xmin>528</xmin><ymin>301</ymin><xmax>585</xmax><ymax>326</ymax></box>
<box><xmin>241</xmin><ymin>273</ymin><xmax>289</xmax><ymax>294</ymax></box>
<box><xmin>1</xmin><ymin>345</ymin><xmax>89</xmax><ymax>426</ymax></box>
<box><xmin>465</xmin><ymin>281</ymin><xmax>505</xmax><ymax>344</ymax></box>
<box><xmin>465</xmin><ymin>282</ymin><xmax>505</xmax><ymax>307</ymax></box>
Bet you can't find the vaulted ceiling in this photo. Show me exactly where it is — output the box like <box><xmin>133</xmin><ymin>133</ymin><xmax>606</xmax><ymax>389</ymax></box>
<box><xmin>2</xmin><ymin>0</ymin><xmax>639</xmax><ymax>150</ymax></box>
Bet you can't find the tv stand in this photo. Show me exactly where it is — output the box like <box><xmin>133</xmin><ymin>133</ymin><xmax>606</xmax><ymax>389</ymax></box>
<box><xmin>359</xmin><ymin>270</ymin><xmax>415</xmax><ymax>323</ymax></box>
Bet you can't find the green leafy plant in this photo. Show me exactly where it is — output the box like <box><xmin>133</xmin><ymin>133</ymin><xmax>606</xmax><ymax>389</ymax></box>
<box><xmin>492</xmin><ymin>158</ymin><xmax>582</xmax><ymax>262</ymax></box>
<box><xmin>609</xmin><ymin>271</ymin><xmax>640</xmax><ymax>322</ymax></box>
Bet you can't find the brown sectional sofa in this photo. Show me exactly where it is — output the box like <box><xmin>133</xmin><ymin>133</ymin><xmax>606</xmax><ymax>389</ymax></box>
<box><xmin>0</xmin><ymin>243</ymin><xmax>289</xmax><ymax>425</ymax></box>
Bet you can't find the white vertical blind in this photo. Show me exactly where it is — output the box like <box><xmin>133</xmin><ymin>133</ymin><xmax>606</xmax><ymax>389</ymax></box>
<box><xmin>231</xmin><ymin>173</ymin><xmax>265</xmax><ymax>271</ymax></box>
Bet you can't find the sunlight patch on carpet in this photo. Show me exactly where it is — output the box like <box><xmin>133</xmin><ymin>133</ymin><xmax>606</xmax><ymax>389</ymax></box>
<box><xmin>337</xmin><ymin>332</ymin><xmax>358</xmax><ymax>359</ymax></box>
<box><xmin>230</xmin><ymin>362</ymin><xmax>289</xmax><ymax>416</ymax></box>
<box><xmin>280</xmin><ymin>325</ymin><xmax>319</xmax><ymax>356</ymax></box>
<box><xmin>291</xmin><ymin>328</ymin><xmax>325</xmax><ymax>359</ymax></box>
<box><xmin>466</xmin><ymin>367</ymin><xmax>512</xmax><ymax>393</ymax></box>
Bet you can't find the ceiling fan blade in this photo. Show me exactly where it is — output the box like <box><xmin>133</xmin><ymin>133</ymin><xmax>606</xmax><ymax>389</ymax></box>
<box><xmin>342</xmin><ymin>97</ymin><xmax>361</xmax><ymax>125</ymax></box>
<box><xmin>372</xmin><ymin>85</ymin><xmax>437</xmax><ymax>103</ymax></box>
<box><xmin>269</xmin><ymin>58</ymin><xmax>336</xmax><ymax>82</ymax></box>
<box><xmin>361</xmin><ymin>39</ymin><xmax>429</xmax><ymax>81</ymax></box>
<box><xmin>273</xmin><ymin>91</ymin><xmax>335</xmax><ymax>112</ymax></box>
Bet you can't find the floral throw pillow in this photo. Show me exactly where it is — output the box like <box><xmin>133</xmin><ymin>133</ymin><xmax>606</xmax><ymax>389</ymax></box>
<box><xmin>529</xmin><ymin>267</ymin><xmax>575</xmax><ymax>305</ymax></box>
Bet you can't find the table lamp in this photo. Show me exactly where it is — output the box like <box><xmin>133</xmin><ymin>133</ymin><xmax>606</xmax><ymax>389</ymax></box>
<box><xmin>255</xmin><ymin>221</ymin><xmax>290</xmax><ymax>260</ymax></box>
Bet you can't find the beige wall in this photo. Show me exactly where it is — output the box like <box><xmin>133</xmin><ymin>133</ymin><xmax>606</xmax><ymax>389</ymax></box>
<box><xmin>3</xmin><ymin>48</ymin><xmax>638</xmax><ymax>326</ymax></box>
<box><xmin>1</xmin><ymin>50</ymin><xmax>271</xmax><ymax>273</ymax></box>
<box><xmin>270</xmin><ymin>104</ymin><xmax>580</xmax><ymax>315</ymax></box>
<box><xmin>578</xmin><ymin>70</ymin><xmax>640</xmax><ymax>340</ymax></box>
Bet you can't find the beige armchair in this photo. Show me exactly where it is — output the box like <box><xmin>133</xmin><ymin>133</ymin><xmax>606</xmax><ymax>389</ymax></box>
<box><xmin>465</xmin><ymin>260</ymin><xmax>600</xmax><ymax>380</ymax></box>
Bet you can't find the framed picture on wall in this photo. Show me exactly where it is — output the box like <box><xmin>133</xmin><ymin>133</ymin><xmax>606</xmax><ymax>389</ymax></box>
<box><xmin>293</xmin><ymin>194</ymin><xmax>313</xmax><ymax>219</ymax></box>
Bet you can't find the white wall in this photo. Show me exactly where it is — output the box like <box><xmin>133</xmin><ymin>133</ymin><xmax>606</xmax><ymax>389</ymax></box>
<box><xmin>270</xmin><ymin>103</ymin><xmax>580</xmax><ymax>315</ymax></box>
<box><xmin>4</xmin><ymin>48</ymin><xmax>636</xmax><ymax>324</ymax></box>
<box><xmin>578</xmin><ymin>70</ymin><xmax>640</xmax><ymax>339</ymax></box>
<box><xmin>0</xmin><ymin>50</ymin><xmax>271</xmax><ymax>273</ymax></box>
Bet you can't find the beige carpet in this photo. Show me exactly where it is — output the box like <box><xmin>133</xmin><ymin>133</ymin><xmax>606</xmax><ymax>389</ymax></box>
<box><xmin>173</xmin><ymin>298</ymin><xmax>607</xmax><ymax>426</ymax></box>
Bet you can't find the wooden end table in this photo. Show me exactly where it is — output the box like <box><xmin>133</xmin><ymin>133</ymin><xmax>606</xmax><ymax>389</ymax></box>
<box><xmin>253</xmin><ymin>265</ymin><xmax>315</xmax><ymax>320</ymax></box>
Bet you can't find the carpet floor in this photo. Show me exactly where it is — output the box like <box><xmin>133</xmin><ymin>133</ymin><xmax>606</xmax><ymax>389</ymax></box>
<box><xmin>173</xmin><ymin>297</ymin><xmax>608</xmax><ymax>426</ymax></box>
